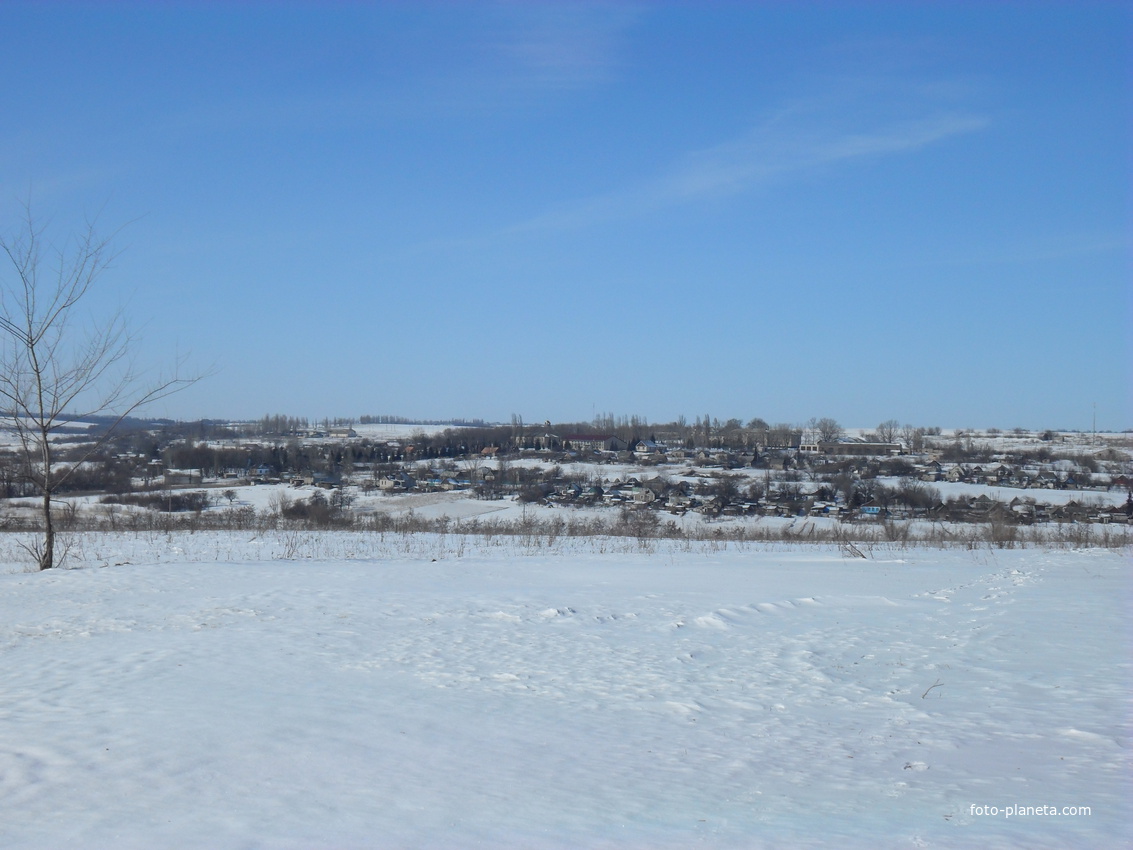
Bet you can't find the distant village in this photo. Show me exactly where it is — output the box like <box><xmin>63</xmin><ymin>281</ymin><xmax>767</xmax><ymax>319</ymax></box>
<box><xmin>26</xmin><ymin>414</ymin><xmax>1123</xmax><ymax>530</ymax></box>
<box><xmin>361</xmin><ymin>430</ymin><xmax>1131</xmax><ymax>526</ymax></box>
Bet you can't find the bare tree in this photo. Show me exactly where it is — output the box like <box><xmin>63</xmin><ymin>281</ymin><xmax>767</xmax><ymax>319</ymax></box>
<box><xmin>0</xmin><ymin>206</ymin><xmax>201</xmax><ymax>569</ymax></box>
<box><xmin>766</xmin><ymin>422</ymin><xmax>800</xmax><ymax>448</ymax></box>
<box><xmin>811</xmin><ymin>417</ymin><xmax>844</xmax><ymax>443</ymax></box>
<box><xmin>708</xmin><ymin>472</ymin><xmax>741</xmax><ymax>504</ymax></box>
<box><xmin>876</xmin><ymin>419</ymin><xmax>900</xmax><ymax>444</ymax></box>
<box><xmin>900</xmin><ymin>423</ymin><xmax>926</xmax><ymax>453</ymax></box>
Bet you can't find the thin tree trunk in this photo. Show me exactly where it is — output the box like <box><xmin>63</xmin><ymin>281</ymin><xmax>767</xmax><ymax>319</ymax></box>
<box><xmin>39</xmin><ymin>429</ymin><xmax>54</xmax><ymax>570</ymax></box>
<box><xmin>41</xmin><ymin>488</ymin><xmax>54</xmax><ymax>570</ymax></box>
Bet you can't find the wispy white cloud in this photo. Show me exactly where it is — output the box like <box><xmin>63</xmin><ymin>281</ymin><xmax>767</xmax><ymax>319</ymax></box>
<box><xmin>484</xmin><ymin>1</ymin><xmax>643</xmax><ymax>91</ymax></box>
<box><xmin>161</xmin><ymin>2</ymin><xmax>642</xmax><ymax>136</ymax></box>
<box><xmin>505</xmin><ymin>108</ymin><xmax>989</xmax><ymax>234</ymax></box>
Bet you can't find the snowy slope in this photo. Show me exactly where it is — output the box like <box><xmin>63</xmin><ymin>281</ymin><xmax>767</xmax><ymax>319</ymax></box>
<box><xmin>0</xmin><ymin>538</ymin><xmax>1128</xmax><ymax>848</ymax></box>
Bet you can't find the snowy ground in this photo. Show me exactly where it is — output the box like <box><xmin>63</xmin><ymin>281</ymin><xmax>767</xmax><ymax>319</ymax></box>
<box><xmin>0</xmin><ymin>534</ymin><xmax>1128</xmax><ymax>849</ymax></box>
<box><xmin>874</xmin><ymin>478</ymin><xmax>1127</xmax><ymax>508</ymax></box>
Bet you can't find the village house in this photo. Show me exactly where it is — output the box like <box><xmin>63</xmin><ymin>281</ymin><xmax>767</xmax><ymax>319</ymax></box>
<box><xmin>632</xmin><ymin>439</ymin><xmax>667</xmax><ymax>462</ymax></box>
<box><xmin>378</xmin><ymin>472</ymin><xmax>416</xmax><ymax>491</ymax></box>
<box><xmin>631</xmin><ymin>486</ymin><xmax>656</xmax><ymax>505</ymax></box>
<box><xmin>918</xmin><ymin>460</ymin><xmax>944</xmax><ymax>481</ymax></box>
<box><xmin>946</xmin><ymin>465</ymin><xmax>969</xmax><ymax>483</ymax></box>
<box><xmin>563</xmin><ymin>434</ymin><xmax>628</xmax><ymax>453</ymax></box>
<box><xmin>247</xmin><ymin>463</ymin><xmax>274</xmax><ymax>483</ymax></box>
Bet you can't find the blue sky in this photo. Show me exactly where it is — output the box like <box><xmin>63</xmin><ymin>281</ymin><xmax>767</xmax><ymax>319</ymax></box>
<box><xmin>2</xmin><ymin>2</ymin><xmax>1129</xmax><ymax>430</ymax></box>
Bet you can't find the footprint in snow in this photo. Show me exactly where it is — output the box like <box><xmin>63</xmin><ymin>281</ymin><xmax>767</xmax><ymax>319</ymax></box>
<box><xmin>539</xmin><ymin>607</ymin><xmax>575</xmax><ymax>618</ymax></box>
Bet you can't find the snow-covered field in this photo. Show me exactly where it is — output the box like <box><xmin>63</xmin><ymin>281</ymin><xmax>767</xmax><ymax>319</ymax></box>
<box><xmin>0</xmin><ymin>534</ymin><xmax>1128</xmax><ymax>849</ymax></box>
